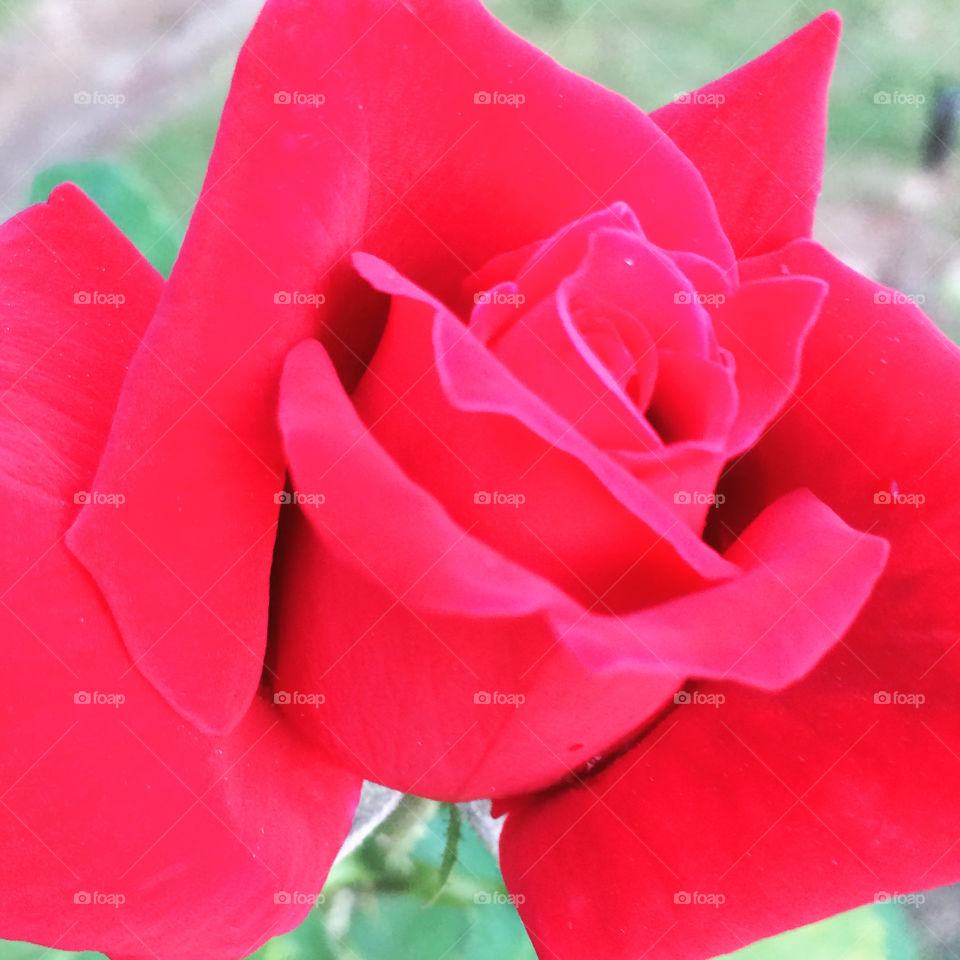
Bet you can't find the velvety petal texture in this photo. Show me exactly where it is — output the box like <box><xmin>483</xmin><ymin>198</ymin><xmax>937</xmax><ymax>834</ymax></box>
<box><xmin>67</xmin><ymin>0</ymin><xmax>733</xmax><ymax>735</ymax></box>
<box><xmin>348</xmin><ymin>246</ymin><xmax>735</xmax><ymax>606</ymax></box>
<box><xmin>0</xmin><ymin>186</ymin><xmax>360</xmax><ymax>960</ymax></box>
<box><xmin>268</xmin><ymin>226</ymin><xmax>887</xmax><ymax>799</ymax></box>
<box><xmin>652</xmin><ymin>12</ymin><xmax>841</xmax><ymax>259</ymax></box>
<box><xmin>500</xmin><ymin>244</ymin><xmax>960</xmax><ymax>960</ymax></box>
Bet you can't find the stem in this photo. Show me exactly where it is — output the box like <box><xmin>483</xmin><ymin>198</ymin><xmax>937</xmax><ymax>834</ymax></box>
<box><xmin>424</xmin><ymin>804</ymin><xmax>461</xmax><ymax>906</ymax></box>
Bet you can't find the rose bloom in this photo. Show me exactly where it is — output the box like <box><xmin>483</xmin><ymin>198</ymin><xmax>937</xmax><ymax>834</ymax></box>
<box><xmin>2</xmin><ymin>1</ymin><xmax>959</xmax><ymax>959</ymax></box>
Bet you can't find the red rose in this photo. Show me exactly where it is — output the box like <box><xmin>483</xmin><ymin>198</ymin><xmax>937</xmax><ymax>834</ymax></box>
<box><xmin>0</xmin><ymin>186</ymin><xmax>360</xmax><ymax>959</ymax></box>
<box><xmin>67</xmin><ymin>0</ymin><xmax>758</xmax><ymax>739</ymax></box>
<box><xmin>5</xmin><ymin>1</ymin><xmax>954</xmax><ymax>958</ymax></box>
<box><xmin>66</xmin><ymin>0</ymin><xmax>891</xmax><ymax>800</ymax></box>
<box><xmin>271</xmin><ymin>212</ymin><xmax>884</xmax><ymax>799</ymax></box>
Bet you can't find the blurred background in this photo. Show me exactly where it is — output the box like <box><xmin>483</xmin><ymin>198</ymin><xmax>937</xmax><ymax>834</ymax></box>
<box><xmin>2</xmin><ymin>0</ymin><xmax>959</xmax><ymax>334</ymax></box>
<box><xmin>1</xmin><ymin>0</ymin><xmax>958</xmax><ymax>957</ymax></box>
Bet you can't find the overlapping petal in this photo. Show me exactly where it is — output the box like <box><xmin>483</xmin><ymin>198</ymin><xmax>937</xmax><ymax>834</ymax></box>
<box><xmin>500</xmin><ymin>242</ymin><xmax>960</xmax><ymax>960</ymax></box>
<box><xmin>0</xmin><ymin>185</ymin><xmax>360</xmax><ymax>960</ymax></box>
<box><xmin>272</xmin><ymin>333</ymin><xmax>885</xmax><ymax>800</ymax></box>
<box><xmin>68</xmin><ymin>0</ymin><xmax>733</xmax><ymax>735</ymax></box>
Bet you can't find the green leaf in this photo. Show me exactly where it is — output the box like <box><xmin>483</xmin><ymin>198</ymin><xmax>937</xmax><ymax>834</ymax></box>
<box><xmin>716</xmin><ymin>902</ymin><xmax>918</xmax><ymax>960</ymax></box>
<box><xmin>344</xmin><ymin>893</ymin><xmax>535</xmax><ymax>960</ymax></box>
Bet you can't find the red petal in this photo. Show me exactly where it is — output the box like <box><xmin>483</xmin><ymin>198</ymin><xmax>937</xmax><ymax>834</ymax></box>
<box><xmin>275</xmin><ymin>338</ymin><xmax>678</xmax><ymax>799</ymax></box>
<box><xmin>571</xmin><ymin>489</ymin><xmax>886</xmax><ymax>689</ymax></box>
<box><xmin>463</xmin><ymin>203</ymin><xmax>643</xmax><ymax>316</ymax></box>
<box><xmin>0</xmin><ymin>187</ymin><xmax>359</xmax><ymax>959</ymax></box>
<box><xmin>652</xmin><ymin>12</ymin><xmax>841</xmax><ymax>258</ymax></box>
<box><xmin>715</xmin><ymin>275</ymin><xmax>827</xmax><ymax>454</ymax></box>
<box><xmin>485</xmin><ymin>293</ymin><xmax>663</xmax><ymax>453</ymax></box>
<box><xmin>273</xmin><ymin>338</ymin><xmax>885</xmax><ymax>799</ymax></box>
<box><xmin>68</xmin><ymin>0</ymin><xmax>732</xmax><ymax>734</ymax></box>
<box><xmin>500</xmin><ymin>243</ymin><xmax>960</xmax><ymax>960</ymax></box>
<box><xmin>350</xmin><ymin>251</ymin><xmax>732</xmax><ymax>608</ymax></box>
<box><xmin>728</xmin><ymin>238</ymin><xmax>960</xmax><ymax>553</ymax></box>
<box><xmin>648</xmin><ymin>350</ymin><xmax>737</xmax><ymax>444</ymax></box>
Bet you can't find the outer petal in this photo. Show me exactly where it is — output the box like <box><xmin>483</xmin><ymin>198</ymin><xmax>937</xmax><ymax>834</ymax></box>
<box><xmin>272</xmin><ymin>338</ymin><xmax>885</xmax><ymax>800</ymax></box>
<box><xmin>68</xmin><ymin>0</ymin><xmax>733</xmax><ymax>735</ymax></box>
<box><xmin>0</xmin><ymin>186</ymin><xmax>359</xmax><ymax>959</ymax></box>
<box><xmin>500</xmin><ymin>245</ymin><xmax>960</xmax><ymax>960</ymax></box>
<box><xmin>652</xmin><ymin>12</ymin><xmax>841</xmax><ymax>258</ymax></box>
